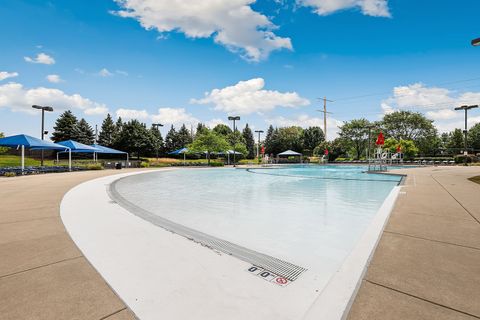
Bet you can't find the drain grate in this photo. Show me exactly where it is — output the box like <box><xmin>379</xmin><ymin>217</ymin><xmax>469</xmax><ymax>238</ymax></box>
<box><xmin>108</xmin><ymin>178</ymin><xmax>307</xmax><ymax>281</ymax></box>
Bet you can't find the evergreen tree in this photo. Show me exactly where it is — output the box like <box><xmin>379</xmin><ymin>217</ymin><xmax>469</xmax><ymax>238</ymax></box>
<box><xmin>447</xmin><ymin>128</ymin><xmax>465</xmax><ymax>152</ymax></box>
<box><xmin>115</xmin><ymin>120</ymin><xmax>154</xmax><ymax>159</ymax></box>
<box><xmin>51</xmin><ymin>110</ymin><xmax>79</xmax><ymax>142</ymax></box>
<box><xmin>177</xmin><ymin>124</ymin><xmax>193</xmax><ymax>147</ymax></box>
<box><xmin>149</xmin><ymin>124</ymin><xmax>164</xmax><ymax>158</ymax></box>
<box><xmin>264</xmin><ymin>125</ymin><xmax>282</xmax><ymax>156</ymax></box>
<box><xmin>165</xmin><ymin>125</ymin><xmax>180</xmax><ymax>153</ymax></box>
<box><xmin>468</xmin><ymin>123</ymin><xmax>480</xmax><ymax>151</ymax></box>
<box><xmin>242</xmin><ymin>123</ymin><xmax>255</xmax><ymax>159</ymax></box>
<box><xmin>302</xmin><ymin>126</ymin><xmax>325</xmax><ymax>155</ymax></box>
<box><xmin>98</xmin><ymin>114</ymin><xmax>116</xmax><ymax>147</ymax></box>
<box><xmin>76</xmin><ymin>118</ymin><xmax>95</xmax><ymax>145</ymax></box>
<box><xmin>195</xmin><ymin>123</ymin><xmax>208</xmax><ymax>136</ymax></box>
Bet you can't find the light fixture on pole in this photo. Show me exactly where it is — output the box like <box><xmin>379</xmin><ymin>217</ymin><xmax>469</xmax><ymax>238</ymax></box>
<box><xmin>228</xmin><ymin>116</ymin><xmax>240</xmax><ymax>167</ymax></box>
<box><xmin>454</xmin><ymin>105</ymin><xmax>478</xmax><ymax>164</ymax></box>
<box><xmin>152</xmin><ymin>123</ymin><xmax>164</xmax><ymax>160</ymax></box>
<box><xmin>254</xmin><ymin>130</ymin><xmax>264</xmax><ymax>159</ymax></box>
<box><xmin>32</xmin><ymin>105</ymin><xmax>54</xmax><ymax>166</ymax></box>
<box><xmin>471</xmin><ymin>38</ymin><xmax>480</xmax><ymax>46</ymax></box>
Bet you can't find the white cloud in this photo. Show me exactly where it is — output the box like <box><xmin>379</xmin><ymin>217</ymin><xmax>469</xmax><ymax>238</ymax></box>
<box><xmin>205</xmin><ymin>118</ymin><xmax>227</xmax><ymax>128</ymax></box>
<box><xmin>382</xmin><ymin>83</ymin><xmax>480</xmax><ymax>132</ymax></box>
<box><xmin>299</xmin><ymin>0</ymin><xmax>391</xmax><ymax>17</ymax></box>
<box><xmin>46</xmin><ymin>74</ymin><xmax>63</xmax><ymax>83</ymax></box>
<box><xmin>0</xmin><ymin>82</ymin><xmax>108</xmax><ymax>116</ymax></box>
<box><xmin>98</xmin><ymin>68</ymin><xmax>113</xmax><ymax>77</ymax></box>
<box><xmin>84</xmin><ymin>106</ymin><xmax>109</xmax><ymax>115</ymax></box>
<box><xmin>112</xmin><ymin>0</ymin><xmax>292</xmax><ymax>61</ymax></box>
<box><xmin>0</xmin><ymin>71</ymin><xmax>18</xmax><ymax>81</ymax></box>
<box><xmin>115</xmin><ymin>70</ymin><xmax>129</xmax><ymax>76</ymax></box>
<box><xmin>191</xmin><ymin>78</ymin><xmax>310</xmax><ymax>115</ymax></box>
<box><xmin>151</xmin><ymin>107</ymin><xmax>198</xmax><ymax>125</ymax></box>
<box><xmin>116</xmin><ymin>108</ymin><xmax>149</xmax><ymax>120</ymax></box>
<box><xmin>267</xmin><ymin>114</ymin><xmax>342</xmax><ymax>139</ymax></box>
<box><xmin>24</xmin><ymin>53</ymin><xmax>55</xmax><ymax>65</ymax></box>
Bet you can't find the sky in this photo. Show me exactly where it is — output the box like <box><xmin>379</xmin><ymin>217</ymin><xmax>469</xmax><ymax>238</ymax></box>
<box><xmin>1</xmin><ymin>0</ymin><xmax>480</xmax><ymax>141</ymax></box>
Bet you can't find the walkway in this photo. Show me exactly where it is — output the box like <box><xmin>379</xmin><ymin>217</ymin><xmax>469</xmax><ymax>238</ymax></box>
<box><xmin>347</xmin><ymin>166</ymin><xmax>480</xmax><ymax>320</ymax></box>
<box><xmin>0</xmin><ymin>169</ymin><xmax>145</xmax><ymax>320</ymax></box>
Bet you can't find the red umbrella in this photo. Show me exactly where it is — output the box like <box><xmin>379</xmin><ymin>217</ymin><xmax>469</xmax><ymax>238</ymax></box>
<box><xmin>324</xmin><ymin>148</ymin><xmax>329</xmax><ymax>155</ymax></box>
<box><xmin>376</xmin><ymin>132</ymin><xmax>385</xmax><ymax>146</ymax></box>
<box><xmin>396</xmin><ymin>145</ymin><xmax>402</xmax><ymax>153</ymax></box>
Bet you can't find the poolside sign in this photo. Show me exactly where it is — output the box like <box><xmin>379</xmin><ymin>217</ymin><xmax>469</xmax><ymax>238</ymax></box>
<box><xmin>246</xmin><ymin>265</ymin><xmax>290</xmax><ymax>286</ymax></box>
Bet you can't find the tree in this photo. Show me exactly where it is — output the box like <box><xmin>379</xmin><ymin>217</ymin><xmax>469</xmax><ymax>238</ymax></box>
<box><xmin>98</xmin><ymin>114</ymin><xmax>116</xmax><ymax>147</ymax></box>
<box><xmin>242</xmin><ymin>124</ymin><xmax>255</xmax><ymax>159</ymax></box>
<box><xmin>188</xmin><ymin>129</ymin><xmax>230</xmax><ymax>165</ymax></box>
<box><xmin>0</xmin><ymin>132</ymin><xmax>8</xmax><ymax>154</ymax></box>
<box><xmin>447</xmin><ymin>128</ymin><xmax>465</xmax><ymax>152</ymax></box>
<box><xmin>382</xmin><ymin>111</ymin><xmax>436</xmax><ymax>141</ymax></box>
<box><xmin>165</xmin><ymin>125</ymin><xmax>180</xmax><ymax>153</ymax></box>
<box><xmin>277</xmin><ymin>126</ymin><xmax>304</xmax><ymax>153</ymax></box>
<box><xmin>302</xmin><ymin>126</ymin><xmax>325</xmax><ymax>155</ymax></box>
<box><xmin>264</xmin><ymin>125</ymin><xmax>282</xmax><ymax>156</ymax></box>
<box><xmin>195</xmin><ymin>123</ymin><xmax>208</xmax><ymax>136</ymax></box>
<box><xmin>149</xmin><ymin>124</ymin><xmax>164</xmax><ymax>158</ymax></box>
<box><xmin>177</xmin><ymin>124</ymin><xmax>193</xmax><ymax>147</ymax></box>
<box><xmin>468</xmin><ymin>123</ymin><xmax>480</xmax><ymax>151</ymax></box>
<box><xmin>51</xmin><ymin>110</ymin><xmax>79</xmax><ymax>142</ymax></box>
<box><xmin>383</xmin><ymin>138</ymin><xmax>418</xmax><ymax>159</ymax></box>
<box><xmin>213</xmin><ymin>124</ymin><xmax>232</xmax><ymax>136</ymax></box>
<box><xmin>76</xmin><ymin>118</ymin><xmax>95</xmax><ymax>145</ymax></box>
<box><xmin>115</xmin><ymin>120</ymin><xmax>154</xmax><ymax>159</ymax></box>
<box><xmin>338</xmin><ymin>119</ymin><xmax>371</xmax><ymax>160</ymax></box>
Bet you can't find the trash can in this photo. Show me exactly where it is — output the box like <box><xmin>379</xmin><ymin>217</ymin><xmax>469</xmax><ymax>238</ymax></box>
<box><xmin>115</xmin><ymin>162</ymin><xmax>122</xmax><ymax>170</ymax></box>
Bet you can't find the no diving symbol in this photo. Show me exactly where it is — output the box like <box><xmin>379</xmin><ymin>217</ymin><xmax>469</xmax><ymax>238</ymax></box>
<box><xmin>275</xmin><ymin>277</ymin><xmax>288</xmax><ymax>285</ymax></box>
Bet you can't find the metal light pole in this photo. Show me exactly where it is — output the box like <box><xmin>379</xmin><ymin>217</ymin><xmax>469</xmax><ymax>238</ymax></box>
<box><xmin>454</xmin><ymin>105</ymin><xmax>478</xmax><ymax>165</ymax></box>
<box><xmin>254</xmin><ymin>130</ymin><xmax>264</xmax><ymax>159</ymax></box>
<box><xmin>228</xmin><ymin>116</ymin><xmax>240</xmax><ymax>167</ymax></box>
<box><xmin>32</xmin><ymin>105</ymin><xmax>54</xmax><ymax>166</ymax></box>
<box><xmin>152</xmin><ymin>123</ymin><xmax>164</xmax><ymax>160</ymax></box>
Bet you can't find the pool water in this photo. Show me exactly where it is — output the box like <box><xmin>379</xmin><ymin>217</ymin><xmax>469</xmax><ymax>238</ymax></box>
<box><xmin>113</xmin><ymin>165</ymin><xmax>401</xmax><ymax>282</ymax></box>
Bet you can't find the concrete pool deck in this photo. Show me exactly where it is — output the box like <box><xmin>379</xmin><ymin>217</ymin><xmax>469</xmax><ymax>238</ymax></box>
<box><xmin>0</xmin><ymin>166</ymin><xmax>479</xmax><ymax>319</ymax></box>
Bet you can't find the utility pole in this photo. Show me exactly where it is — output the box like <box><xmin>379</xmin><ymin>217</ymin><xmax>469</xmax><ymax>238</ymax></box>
<box><xmin>228</xmin><ymin>116</ymin><xmax>240</xmax><ymax>167</ymax></box>
<box><xmin>316</xmin><ymin>97</ymin><xmax>334</xmax><ymax>141</ymax></box>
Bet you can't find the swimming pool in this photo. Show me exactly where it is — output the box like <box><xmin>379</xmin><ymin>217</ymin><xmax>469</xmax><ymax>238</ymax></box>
<box><xmin>109</xmin><ymin>165</ymin><xmax>402</xmax><ymax>288</ymax></box>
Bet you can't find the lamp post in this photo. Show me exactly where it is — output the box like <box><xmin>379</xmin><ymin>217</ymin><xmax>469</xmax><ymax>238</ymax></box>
<box><xmin>32</xmin><ymin>105</ymin><xmax>53</xmax><ymax>166</ymax></box>
<box><xmin>366</xmin><ymin>124</ymin><xmax>376</xmax><ymax>161</ymax></box>
<box><xmin>152</xmin><ymin>123</ymin><xmax>164</xmax><ymax>160</ymax></box>
<box><xmin>254</xmin><ymin>130</ymin><xmax>264</xmax><ymax>159</ymax></box>
<box><xmin>454</xmin><ymin>105</ymin><xmax>478</xmax><ymax>165</ymax></box>
<box><xmin>471</xmin><ymin>38</ymin><xmax>480</xmax><ymax>46</ymax></box>
<box><xmin>228</xmin><ymin>116</ymin><xmax>240</xmax><ymax>167</ymax></box>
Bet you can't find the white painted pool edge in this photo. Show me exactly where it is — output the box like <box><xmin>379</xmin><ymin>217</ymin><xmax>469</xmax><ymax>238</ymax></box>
<box><xmin>302</xmin><ymin>185</ymin><xmax>401</xmax><ymax>320</ymax></box>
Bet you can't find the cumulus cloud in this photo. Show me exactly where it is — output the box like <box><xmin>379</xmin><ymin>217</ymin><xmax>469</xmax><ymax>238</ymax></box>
<box><xmin>299</xmin><ymin>0</ymin><xmax>391</xmax><ymax>17</ymax></box>
<box><xmin>0</xmin><ymin>71</ymin><xmax>19</xmax><ymax>81</ymax></box>
<box><xmin>46</xmin><ymin>74</ymin><xmax>63</xmax><ymax>83</ymax></box>
<box><xmin>191</xmin><ymin>78</ymin><xmax>310</xmax><ymax>115</ymax></box>
<box><xmin>24</xmin><ymin>53</ymin><xmax>55</xmax><ymax>65</ymax></box>
<box><xmin>267</xmin><ymin>114</ymin><xmax>342</xmax><ymax>139</ymax></box>
<box><xmin>0</xmin><ymin>82</ymin><xmax>108</xmax><ymax>116</ymax></box>
<box><xmin>112</xmin><ymin>0</ymin><xmax>292</xmax><ymax>61</ymax></box>
<box><xmin>381</xmin><ymin>83</ymin><xmax>480</xmax><ymax>132</ymax></box>
<box><xmin>116</xmin><ymin>108</ymin><xmax>149</xmax><ymax>120</ymax></box>
<box><xmin>205</xmin><ymin>118</ymin><xmax>227</xmax><ymax>128</ymax></box>
<box><xmin>98</xmin><ymin>68</ymin><xmax>113</xmax><ymax>77</ymax></box>
<box><xmin>151</xmin><ymin>107</ymin><xmax>198</xmax><ymax>125</ymax></box>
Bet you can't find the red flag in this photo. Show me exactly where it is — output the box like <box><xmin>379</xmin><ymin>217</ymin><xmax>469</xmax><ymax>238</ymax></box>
<box><xmin>260</xmin><ymin>146</ymin><xmax>265</xmax><ymax>154</ymax></box>
<box><xmin>376</xmin><ymin>132</ymin><xmax>385</xmax><ymax>146</ymax></box>
<box><xmin>396</xmin><ymin>145</ymin><xmax>402</xmax><ymax>153</ymax></box>
<box><xmin>324</xmin><ymin>148</ymin><xmax>329</xmax><ymax>155</ymax></box>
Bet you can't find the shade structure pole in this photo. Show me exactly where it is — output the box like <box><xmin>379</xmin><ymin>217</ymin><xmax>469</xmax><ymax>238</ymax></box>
<box><xmin>21</xmin><ymin>145</ymin><xmax>25</xmax><ymax>173</ymax></box>
<box><xmin>68</xmin><ymin>149</ymin><xmax>72</xmax><ymax>171</ymax></box>
<box><xmin>183</xmin><ymin>152</ymin><xmax>186</xmax><ymax>165</ymax></box>
<box><xmin>126</xmin><ymin>153</ymin><xmax>129</xmax><ymax>167</ymax></box>
<box><xmin>57</xmin><ymin>152</ymin><xmax>59</xmax><ymax>164</ymax></box>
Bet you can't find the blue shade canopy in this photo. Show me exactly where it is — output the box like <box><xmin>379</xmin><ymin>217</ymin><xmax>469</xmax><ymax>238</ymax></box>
<box><xmin>278</xmin><ymin>150</ymin><xmax>302</xmax><ymax>156</ymax></box>
<box><xmin>168</xmin><ymin>147</ymin><xmax>188</xmax><ymax>155</ymax></box>
<box><xmin>57</xmin><ymin>140</ymin><xmax>100</xmax><ymax>152</ymax></box>
<box><xmin>91</xmin><ymin>144</ymin><xmax>127</xmax><ymax>154</ymax></box>
<box><xmin>217</xmin><ymin>149</ymin><xmax>242</xmax><ymax>155</ymax></box>
<box><xmin>0</xmin><ymin>134</ymin><xmax>69</xmax><ymax>150</ymax></box>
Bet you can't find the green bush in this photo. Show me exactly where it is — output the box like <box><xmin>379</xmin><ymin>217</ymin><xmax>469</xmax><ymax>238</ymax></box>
<box><xmin>209</xmin><ymin>161</ymin><xmax>224</xmax><ymax>167</ymax></box>
<box><xmin>454</xmin><ymin>155</ymin><xmax>479</xmax><ymax>164</ymax></box>
<box><xmin>86</xmin><ymin>163</ymin><xmax>104</xmax><ymax>170</ymax></box>
<box><xmin>334</xmin><ymin>157</ymin><xmax>351</xmax><ymax>162</ymax></box>
<box><xmin>140</xmin><ymin>161</ymin><xmax>150</xmax><ymax>168</ymax></box>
